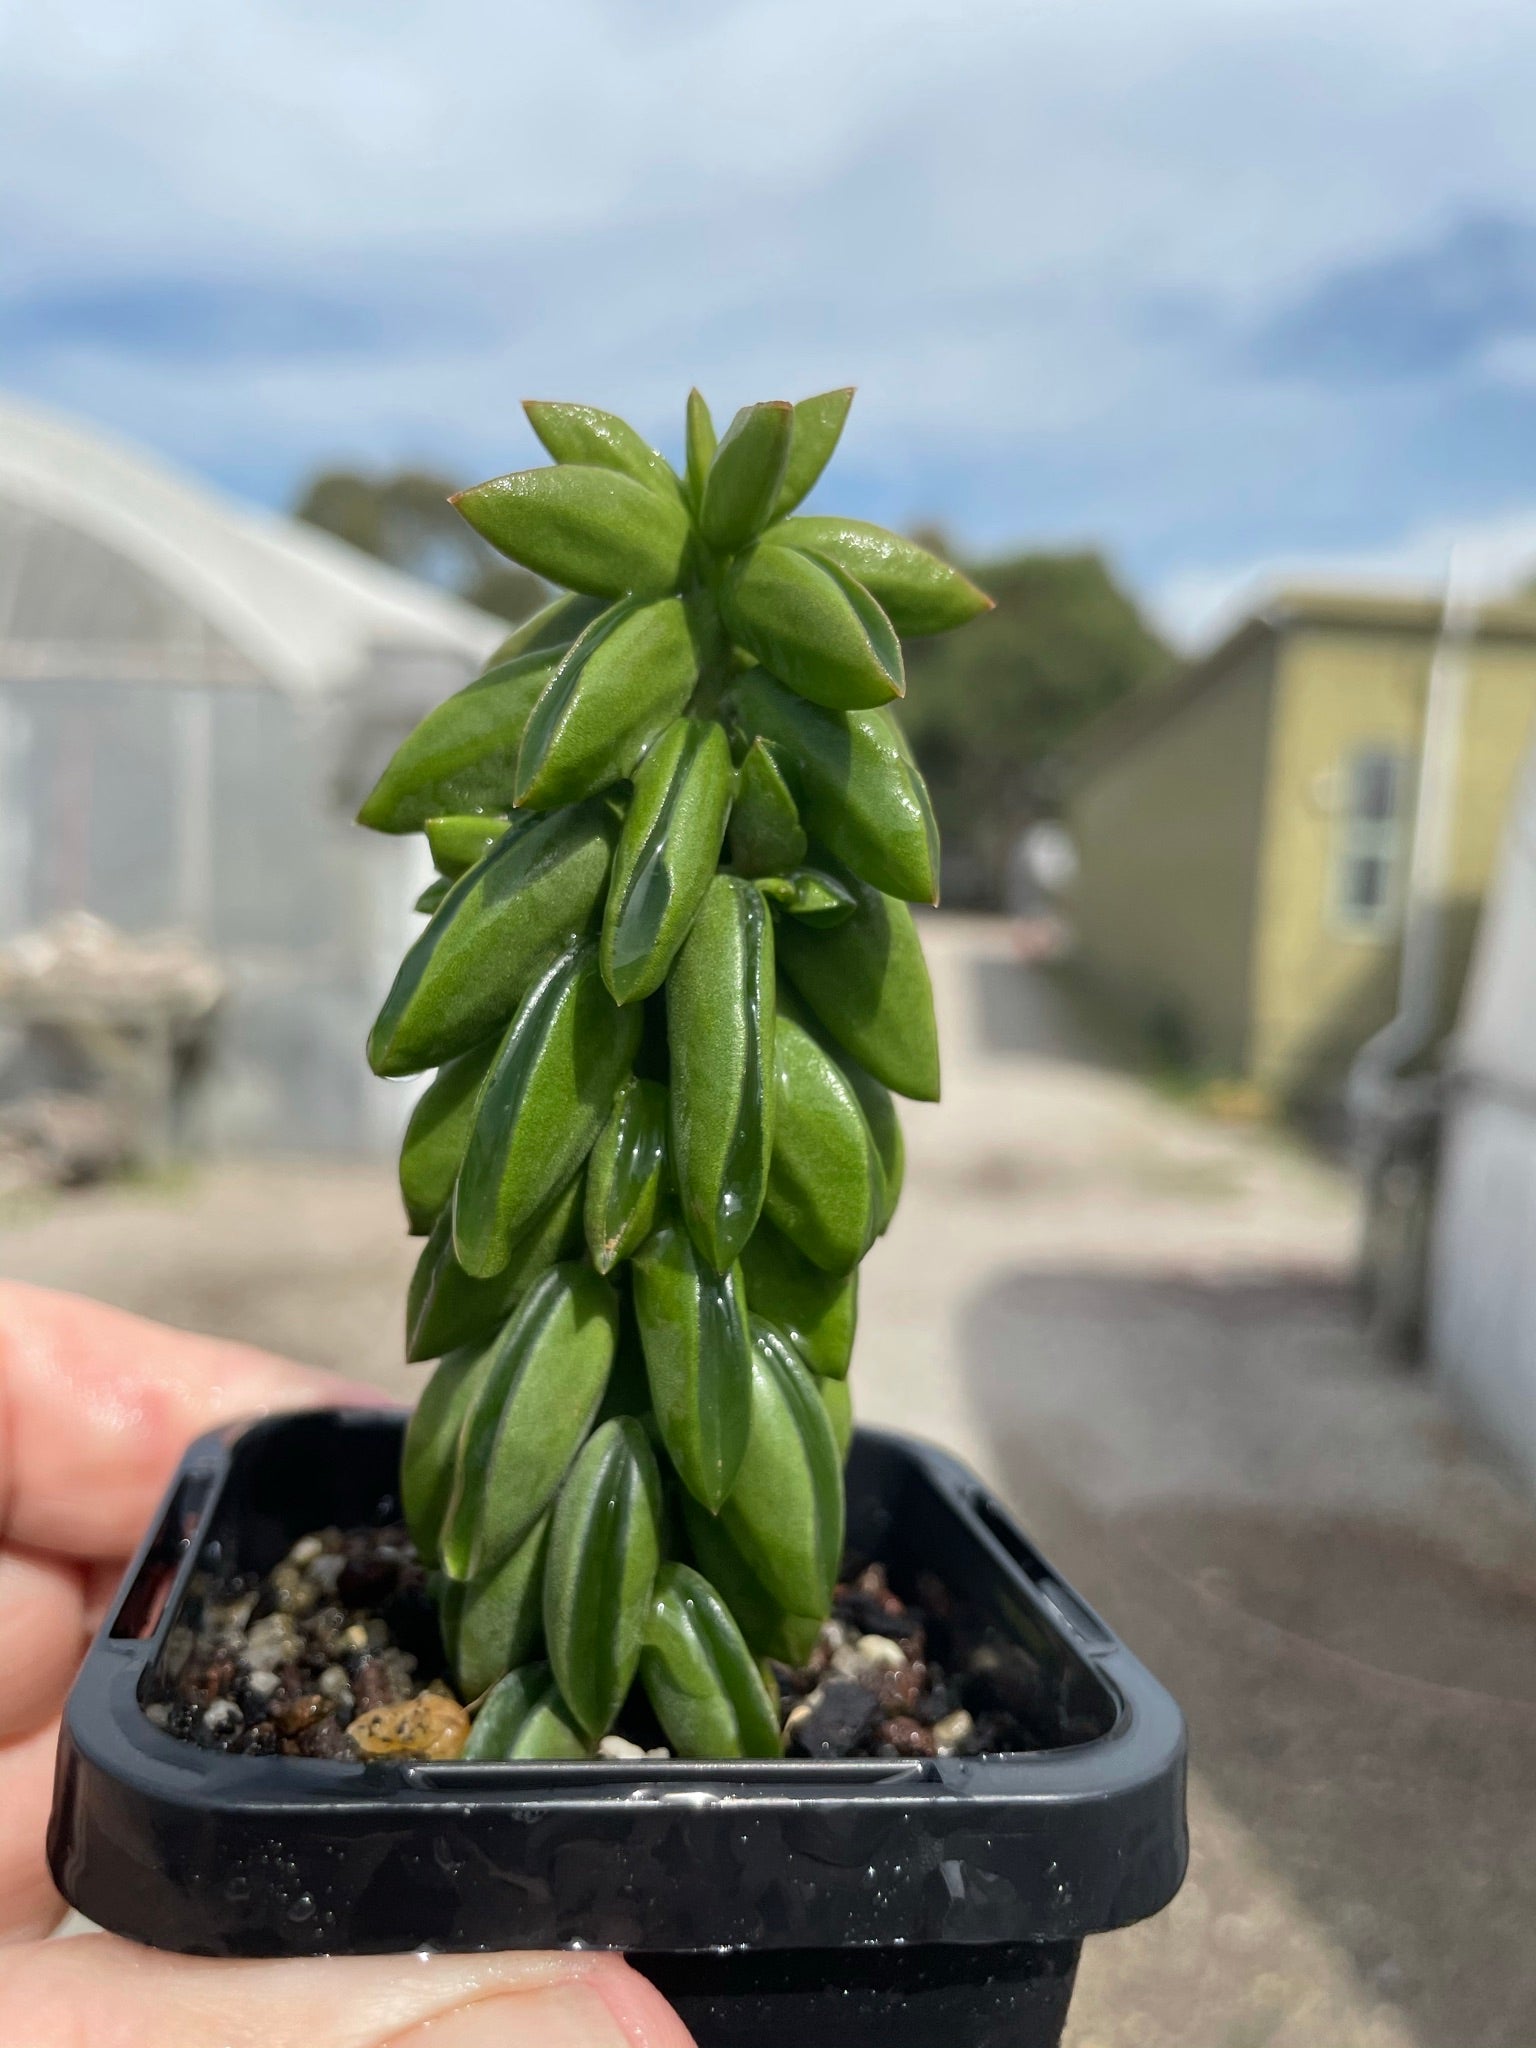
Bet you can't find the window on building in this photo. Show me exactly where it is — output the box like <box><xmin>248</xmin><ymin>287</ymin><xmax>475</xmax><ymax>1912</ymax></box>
<box><xmin>1332</xmin><ymin>746</ymin><xmax>1406</xmax><ymax>934</ymax></box>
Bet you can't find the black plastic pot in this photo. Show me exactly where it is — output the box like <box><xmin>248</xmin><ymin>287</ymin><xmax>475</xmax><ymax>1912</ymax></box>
<box><xmin>50</xmin><ymin>1409</ymin><xmax>1186</xmax><ymax>2046</ymax></box>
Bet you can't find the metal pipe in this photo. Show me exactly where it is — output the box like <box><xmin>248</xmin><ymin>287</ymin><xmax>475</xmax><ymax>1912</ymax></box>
<box><xmin>1347</xmin><ymin>548</ymin><xmax>1477</xmax><ymax>1135</ymax></box>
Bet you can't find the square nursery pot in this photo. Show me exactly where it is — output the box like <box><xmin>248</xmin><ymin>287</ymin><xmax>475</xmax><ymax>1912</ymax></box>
<box><xmin>50</xmin><ymin>1409</ymin><xmax>1187</xmax><ymax>2047</ymax></box>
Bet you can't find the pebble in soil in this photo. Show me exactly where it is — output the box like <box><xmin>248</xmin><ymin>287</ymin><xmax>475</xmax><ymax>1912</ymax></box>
<box><xmin>145</xmin><ymin>1527</ymin><xmax>1060</xmax><ymax>1762</ymax></box>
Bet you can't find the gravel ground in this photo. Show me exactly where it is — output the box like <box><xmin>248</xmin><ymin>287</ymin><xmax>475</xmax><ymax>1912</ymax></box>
<box><xmin>4</xmin><ymin>911</ymin><xmax>1533</xmax><ymax>2045</ymax></box>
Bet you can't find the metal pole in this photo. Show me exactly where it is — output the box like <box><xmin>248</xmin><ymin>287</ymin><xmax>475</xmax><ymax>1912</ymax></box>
<box><xmin>1347</xmin><ymin>547</ymin><xmax>1477</xmax><ymax>1131</ymax></box>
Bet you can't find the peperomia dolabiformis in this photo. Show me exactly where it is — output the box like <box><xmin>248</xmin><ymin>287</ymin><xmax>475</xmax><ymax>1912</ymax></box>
<box><xmin>360</xmin><ymin>390</ymin><xmax>990</xmax><ymax>1760</ymax></box>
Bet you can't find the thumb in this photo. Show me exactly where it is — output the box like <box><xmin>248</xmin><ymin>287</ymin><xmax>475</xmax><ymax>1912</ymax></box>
<box><xmin>0</xmin><ymin>1936</ymin><xmax>696</xmax><ymax>2048</ymax></box>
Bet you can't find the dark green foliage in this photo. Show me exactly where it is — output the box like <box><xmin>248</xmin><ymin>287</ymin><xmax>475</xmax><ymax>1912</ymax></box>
<box><xmin>602</xmin><ymin>720</ymin><xmax>733</xmax><ymax>1004</ymax></box>
<box><xmin>451</xmin><ymin>942</ymin><xmax>642</xmax><ymax>1276</ymax></box>
<box><xmin>368</xmin><ymin>802</ymin><xmax>618</xmax><ymax>1076</ymax></box>
<box><xmin>406</xmin><ymin>1178</ymin><xmax>584</xmax><ymax>1363</ymax></box>
<box><xmin>901</xmin><ymin>547</ymin><xmax>1171</xmax><ymax>905</ymax></box>
<box><xmin>739</xmin><ymin>1216</ymin><xmax>857</xmax><ymax>1380</ymax></box>
<box><xmin>718</xmin><ymin>1319</ymin><xmax>844</xmax><ymax>1616</ymax></box>
<box><xmin>543</xmin><ymin>1417</ymin><xmax>664</xmax><ymax>1739</ymax></box>
<box><xmin>666</xmin><ymin>875</ymin><xmax>776</xmax><ymax>1272</ymax></box>
<box><xmin>640</xmin><ymin>1563</ymin><xmax>782</xmax><ymax>1759</ymax></box>
<box><xmin>461</xmin><ymin>1663</ymin><xmax>590</xmax><ymax>1758</ymax></box>
<box><xmin>362</xmin><ymin>388</ymin><xmax>989</xmax><ymax>1756</ymax></box>
<box><xmin>583</xmin><ymin>1077</ymin><xmax>669</xmax><ymax>1273</ymax></box>
<box><xmin>765</xmin><ymin>1001</ymin><xmax>886</xmax><ymax>1274</ymax></box>
<box><xmin>632</xmin><ymin>1221</ymin><xmax>753</xmax><ymax>1512</ymax></box>
<box><xmin>438</xmin><ymin>1262</ymin><xmax>618</xmax><ymax>1581</ymax></box>
<box><xmin>446</xmin><ymin>1514</ymin><xmax>551</xmax><ymax>1700</ymax></box>
<box><xmin>775</xmin><ymin>871</ymin><xmax>940</xmax><ymax>1100</ymax></box>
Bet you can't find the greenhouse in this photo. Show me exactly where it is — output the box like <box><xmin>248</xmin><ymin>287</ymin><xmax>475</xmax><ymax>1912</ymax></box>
<box><xmin>0</xmin><ymin>398</ymin><xmax>502</xmax><ymax>1156</ymax></box>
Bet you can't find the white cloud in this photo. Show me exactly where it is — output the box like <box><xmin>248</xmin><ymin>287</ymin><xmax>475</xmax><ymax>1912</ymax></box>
<box><xmin>9</xmin><ymin>0</ymin><xmax>1536</xmax><ymax>599</ymax></box>
<box><xmin>1155</xmin><ymin>504</ymin><xmax>1536</xmax><ymax>652</ymax></box>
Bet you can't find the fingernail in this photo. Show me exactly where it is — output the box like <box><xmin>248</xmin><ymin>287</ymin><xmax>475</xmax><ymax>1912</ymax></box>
<box><xmin>389</xmin><ymin>1982</ymin><xmax>631</xmax><ymax>2046</ymax></box>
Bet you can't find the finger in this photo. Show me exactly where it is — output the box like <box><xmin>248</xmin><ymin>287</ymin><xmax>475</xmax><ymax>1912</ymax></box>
<box><xmin>0</xmin><ymin>1282</ymin><xmax>399</xmax><ymax>1561</ymax></box>
<box><xmin>0</xmin><ymin>1552</ymin><xmax>86</xmax><ymax>1937</ymax></box>
<box><xmin>0</xmin><ymin>1719</ymin><xmax>62</xmax><ymax>1942</ymax></box>
<box><xmin>0</xmin><ymin>1936</ymin><xmax>697</xmax><ymax>2047</ymax></box>
<box><xmin>0</xmin><ymin>1550</ymin><xmax>85</xmax><ymax>1740</ymax></box>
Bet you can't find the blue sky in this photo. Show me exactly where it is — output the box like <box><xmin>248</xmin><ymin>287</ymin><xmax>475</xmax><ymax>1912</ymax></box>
<box><xmin>7</xmin><ymin>0</ymin><xmax>1536</xmax><ymax>643</ymax></box>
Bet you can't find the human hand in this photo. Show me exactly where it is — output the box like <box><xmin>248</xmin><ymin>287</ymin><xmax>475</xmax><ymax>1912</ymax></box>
<box><xmin>0</xmin><ymin>1281</ymin><xmax>693</xmax><ymax>2047</ymax></box>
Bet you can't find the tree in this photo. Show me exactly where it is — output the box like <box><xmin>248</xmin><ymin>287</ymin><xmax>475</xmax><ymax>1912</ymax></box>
<box><xmin>900</xmin><ymin>545</ymin><xmax>1172</xmax><ymax>906</ymax></box>
<box><xmin>294</xmin><ymin>469</ymin><xmax>547</xmax><ymax>624</ymax></box>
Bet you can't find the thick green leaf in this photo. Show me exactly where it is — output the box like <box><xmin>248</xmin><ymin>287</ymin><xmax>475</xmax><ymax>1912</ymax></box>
<box><xmin>440</xmin><ymin>1261</ymin><xmax>618</xmax><ymax>1581</ymax></box>
<box><xmin>453</xmin><ymin>940</ymin><xmax>641</xmax><ymax>1277</ymax></box>
<box><xmin>584</xmin><ymin>1077</ymin><xmax>669</xmax><ymax>1274</ymax></box>
<box><xmin>461</xmin><ymin>1660</ymin><xmax>541</xmax><ymax>1757</ymax></box>
<box><xmin>452</xmin><ymin>465</ymin><xmax>692</xmax><ymax>599</ymax></box>
<box><xmin>462</xmin><ymin>1664</ymin><xmax>591</xmax><ymax>1760</ymax></box>
<box><xmin>680</xmin><ymin>1493</ymin><xmax>824</xmax><ymax>1665</ymax></box>
<box><xmin>406</xmin><ymin>1174</ymin><xmax>584</xmax><ymax>1363</ymax></box>
<box><xmin>819</xmin><ymin>1376</ymin><xmax>853</xmax><ymax>1461</ymax></box>
<box><xmin>730</xmin><ymin>670</ymin><xmax>939</xmax><ymax>904</ymax></box>
<box><xmin>727</xmin><ymin>739</ymin><xmax>806</xmax><ymax>878</ymax></box>
<box><xmin>842</xmin><ymin>1052</ymin><xmax>904</xmax><ymax>1234</ymax></box>
<box><xmin>401</xmin><ymin>1343</ymin><xmax>495</xmax><ymax>1569</ymax></box>
<box><xmin>770</xmin><ymin>388</ymin><xmax>855</xmax><ymax>519</ymax></box>
<box><xmin>367</xmin><ymin>799</ymin><xmax>617</xmax><ymax>1077</ymax></box>
<box><xmin>631</xmin><ymin>1221</ymin><xmax>752</xmax><ymax>1511</ymax></box>
<box><xmin>398</xmin><ymin>1038</ymin><xmax>498</xmax><ymax>1236</ymax></box>
<box><xmin>699</xmin><ymin>401</ymin><xmax>794</xmax><ymax>554</ymax></box>
<box><xmin>601</xmin><ymin>717</ymin><xmax>733</xmax><ymax>1004</ymax></box>
<box><xmin>640</xmin><ymin>1563</ymin><xmax>782</xmax><ymax>1759</ymax></box>
<box><xmin>425</xmin><ymin>815</ymin><xmax>509</xmax><ymax>879</ymax></box>
<box><xmin>451</xmin><ymin>1513</ymin><xmax>551</xmax><ymax>1700</ymax></box>
<box><xmin>512</xmin><ymin>1689</ymin><xmax>593</xmax><ymax>1758</ymax></box>
<box><xmin>684</xmin><ymin>388</ymin><xmax>717</xmax><ymax>511</ymax></box>
<box><xmin>523</xmin><ymin>400</ymin><xmax>683</xmax><ymax>501</ymax></box>
<box><xmin>739</xmin><ymin>1215</ymin><xmax>857</xmax><ymax>1381</ymax></box>
<box><xmin>516</xmin><ymin>597</ymin><xmax>702</xmax><ymax>811</ymax></box>
<box><xmin>436</xmin><ymin>1573</ymin><xmax>464</xmax><ymax>1661</ymax></box>
<box><xmin>483</xmin><ymin>592</ymin><xmax>609</xmax><ymax>667</ymax></box>
<box><xmin>756</xmin><ymin>866</ymin><xmax>856</xmax><ymax>927</ymax></box>
<box><xmin>775</xmin><ymin>871</ymin><xmax>939</xmax><ymax>1100</ymax></box>
<box><xmin>356</xmin><ymin>650</ymin><xmax>558</xmax><ymax>834</ymax></box>
<box><xmin>719</xmin><ymin>1318</ymin><xmax>844</xmax><ymax>1617</ymax></box>
<box><xmin>666</xmin><ymin>875</ymin><xmax>776</xmax><ymax>1272</ymax></box>
<box><xmin>414</xmin><ymin>877</ymin><xmax>451</xmax><ymax>916</ymax></box>
<box><xmin>768</xmin><ymin>517</ymin><xmax>992</xmax><ymax>635</ymax></box>
<box><xmin>765</xmin><ymin>1000</ymin><xmax>883</xmax><ymax>1274</ymax></box>
<box><xmin>721</xmin><ymin>546</ymin><xmax>903</xmax><ymax>711</ymax></box>
<box><xmin>543</xmin><ymin>1417</ymin><xmax>663</xmax><ymax>1740</ymax></box>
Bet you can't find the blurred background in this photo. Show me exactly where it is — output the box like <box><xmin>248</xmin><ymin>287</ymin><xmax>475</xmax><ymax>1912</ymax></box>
<box><xmin>4</xmin><ymin>4</ymin><xmax>1536</xmax><ymax>2042</ymax></box>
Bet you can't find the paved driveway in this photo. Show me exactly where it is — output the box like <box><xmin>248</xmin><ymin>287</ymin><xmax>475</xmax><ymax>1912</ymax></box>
<box><xmin>857</xmin><ymin>918</ymin><xmax>1536</xmax><ymax>2048</ymax></box>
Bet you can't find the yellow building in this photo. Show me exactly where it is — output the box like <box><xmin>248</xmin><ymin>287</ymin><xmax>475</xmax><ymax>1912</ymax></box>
<box><xmin>1066</xmin><ymin>589</ymin><xmax>1536</xmax><ymax>1112</ymax></box>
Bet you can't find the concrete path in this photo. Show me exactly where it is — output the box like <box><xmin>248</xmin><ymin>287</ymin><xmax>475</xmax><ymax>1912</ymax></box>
<box><xmin>858</xmin><ymin>917</ymin><xmax>1536</xmax><ymax>2048</ymax></box>
<box><xmin>4</xmin><ymin>912</ymin><xmax>1534</xmax><ymax>2043</ymax></box>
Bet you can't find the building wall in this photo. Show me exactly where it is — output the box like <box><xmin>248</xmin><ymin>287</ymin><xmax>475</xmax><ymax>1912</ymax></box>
<box><xmin>1251</xmin><ymin>625</ymin><xmax>1536</xmax><ymax>1106</ymax></box>
<box><xmin>1431</xmin><ymin>741</ymin><xmax>1536</xmax><ymax>1498</ymax></box>
<box><xmin>1067</xmin><ymin>636</ymin><xmax>1275</xmax><ymax>1071</ymax></box>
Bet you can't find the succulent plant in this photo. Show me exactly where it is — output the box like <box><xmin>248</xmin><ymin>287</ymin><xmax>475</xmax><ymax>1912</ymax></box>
<box><xmin>360</xmin><ymin>389</ymin><xmax>990</xmax><ymax>1758</ymax></box>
